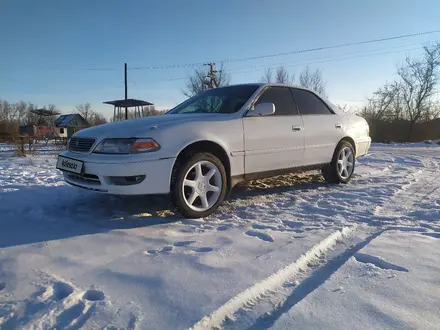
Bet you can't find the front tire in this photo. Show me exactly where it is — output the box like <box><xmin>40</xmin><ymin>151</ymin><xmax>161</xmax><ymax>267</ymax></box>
<box><xmin>171</xmin><ymin>153</ymin><xmax>227</xmax><ymax>218</ymax></box>
<box><xmin>322</xmin><ymin>141</ymin><xmax>355</xmax><ymax>184</ymax></box>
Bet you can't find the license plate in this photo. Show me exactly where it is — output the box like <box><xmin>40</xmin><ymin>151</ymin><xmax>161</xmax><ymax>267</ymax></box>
<box><xmin>56</xmin><ymin>156</ymin><xmax>83</xmax><ymax>174</ymax></box>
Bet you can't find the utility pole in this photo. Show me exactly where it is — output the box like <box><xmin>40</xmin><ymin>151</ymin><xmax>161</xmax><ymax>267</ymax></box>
<box><xmin>124</xmin><ymin>63</ymin><xmax>128</xmax><ymax>120</ymax></box>
<box><xmin>205</xmin><ymin>62</ymin><xmax>219</xmax><ymax>89</ymax></box>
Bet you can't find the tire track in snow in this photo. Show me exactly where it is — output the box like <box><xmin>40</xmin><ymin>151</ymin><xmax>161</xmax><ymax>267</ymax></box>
<box><xmin>372</xmin><ymin>149</ymin><xmax>440</xmax><ymax>217</ymax></box>
<box><xmin>189</xmin><ymin>226</ymin><xmax>356</xmax><ymax>330</ymax></box>
<box><xmin>373</xmin><ymin>169</ymin><xmax>424</xmax><ymax>217</ymax></box>
<box><xmin>243</xmin><ymin>229</ymin><xmax>384</xmax><ymax>330</ymax></box>
<box><xmin>374</xmin><ymin>167</ymin><xmax>440</xmax><ymax>218</ymax></box>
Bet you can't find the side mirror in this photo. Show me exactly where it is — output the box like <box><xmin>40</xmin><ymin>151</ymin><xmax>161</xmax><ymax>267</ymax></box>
<box><xmin>252</xmin><ymin>103</ymin><xmax>275</xmax><ymax>116</ymax></box>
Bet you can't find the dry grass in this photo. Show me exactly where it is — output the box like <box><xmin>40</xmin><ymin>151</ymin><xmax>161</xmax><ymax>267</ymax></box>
<box><xmin>237</xmin><ymin>172</ymin><xmax>324</xmax><ymax>190</ymax></box>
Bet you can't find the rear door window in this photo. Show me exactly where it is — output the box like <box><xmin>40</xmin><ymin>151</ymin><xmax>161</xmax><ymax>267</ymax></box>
<box><xmin>291</xmin><ymin>88</ymin><xmax>334</xmax><ymax>115</ymax></box>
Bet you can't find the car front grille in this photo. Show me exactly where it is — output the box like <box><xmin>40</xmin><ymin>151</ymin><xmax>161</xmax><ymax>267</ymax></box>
<box><xmin>69</xmin><ymin>137</ymin><xmax>96</xmax><ymax>153</ymax></box>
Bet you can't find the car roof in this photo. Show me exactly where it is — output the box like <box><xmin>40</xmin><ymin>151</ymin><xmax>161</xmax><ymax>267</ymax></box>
<box><xmin>222</xmin><ymin>83</ymin><xmax>319</xmax><ymax>94</ymax></box>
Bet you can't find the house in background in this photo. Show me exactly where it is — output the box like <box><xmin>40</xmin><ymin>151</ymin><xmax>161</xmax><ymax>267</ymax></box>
<box><xmin>54</xmin><ymin>114</ymin><xmax>89</xmax><ymax>138</ymax></box>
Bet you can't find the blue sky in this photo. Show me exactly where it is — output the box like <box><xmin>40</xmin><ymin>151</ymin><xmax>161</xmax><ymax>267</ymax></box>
<box><xmin>1</xmin><ymin>0</ymin><xmax>440</xmax><ymax>118</ymax></box>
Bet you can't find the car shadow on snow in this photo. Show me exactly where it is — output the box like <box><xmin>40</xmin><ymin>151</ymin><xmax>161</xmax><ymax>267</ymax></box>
<box><xmin>0</xmin><ymin>185</ymin><xmax>183</xmax><ymax>248</ymax></box>
<box><xmin>0</xmin><ymin>173</ymin><xmax>327</xmax><ymax>248</ymax></box>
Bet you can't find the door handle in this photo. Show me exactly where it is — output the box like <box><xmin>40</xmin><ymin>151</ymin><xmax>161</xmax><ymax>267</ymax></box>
<box><xmin>335</xmin><ymin>124</ymin><xmax>342</xmax><ymax>129</ymax></box>
<box><xmin>292</xmin><ymin>126</ymin><xmax>303</xmax><ymax>131</ymax></box>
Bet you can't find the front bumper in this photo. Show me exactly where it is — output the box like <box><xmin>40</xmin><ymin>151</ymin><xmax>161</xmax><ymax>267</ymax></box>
<box><xmin>59</xmin><ymin>151</ymin><xmax>175</xmax><ymax>195</ymax></box>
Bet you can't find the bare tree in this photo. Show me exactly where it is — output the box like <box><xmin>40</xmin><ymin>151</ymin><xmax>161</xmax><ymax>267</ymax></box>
<box><xmin>76</xmin><ymin>102</ymin><xmax>93</xmax><ymax>122</ymax></box>
<box><xmin>299</xmin><ymin>67</ymin><xmax>327</xmax><ymax>97</ymax></box>
<box><xmin>397</xmin><ymin>43</ymin><xmax>440</xmax><ymax>139</ymax></box>
<box><xmin>89</xmin><ymin>112</ymin><xmax>107</xmax><ymax>126</ymax></box>
<box><xmin>0</xmin><ymin>100</ymin><xmax>11</xmax><ymax>122</ymax></box>
<box><xmin>214</xmin><ymin>63</ymin><xmax>230</xmax><ymax>88</ymax></box>
<box><xmin>182</xmin><ymin>63</ymin><xmax>230</xmax><ymax>97</ymax></box>
<box><xmin>0</xmin><ymin>100</ymin><xmax>13</xmax><ymax>136</ymax></box>
<box><xmin>24</xmin><ymin>103</ymin><xmax>39</xmax><ymax>125</ymax></box>
<box><xmin>14</xmin><ymin>101</ymin><xmax>28</xmax><ymax>124</ymax></box>
<box><xmin>143</xmin><ymin>105</ymin><xmax>165</xmax><ymax>116</ymax></box>
<box><xmin>261</xmin><ymin>66</ymin><xmax>294</xmax><ymax>84</ymax></box>
<box><xmin>362</xmin><ymin>82</ymin><xmax>400</xmax><ymax>122</ymax></box>
<box><xmin>182</xmin><ymin>69</ymin><xmax>209</xmax><ymax>97</ymax></box>
<box><xmin>389</xmin><ymin>88</ymin><xmax>404</xmax><ymax>121</ymax></box>
<box><xmin>261</xmin><ymin>68</ymin><xmax>273</xmax><ymax>83</ymax></box>
<box><xmin>275</xmin><ymin>66</ymin><xmax>294</xmax><ymax>84</ymax></box>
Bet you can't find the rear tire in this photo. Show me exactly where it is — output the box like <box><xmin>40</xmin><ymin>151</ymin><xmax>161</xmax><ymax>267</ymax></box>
<box><xmin>322</xmin><ymin>141</ymin><xmax>355</xmax><ymax>184</ymax></box>
<box><xmin>171</xmin><ymin>153</ymin><xmax>227</xmax><ymax>218</ymax></box>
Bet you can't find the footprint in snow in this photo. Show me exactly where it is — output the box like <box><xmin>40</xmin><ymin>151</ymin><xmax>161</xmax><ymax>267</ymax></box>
<box><xmin>422</xmin><ymin>232</ymin><xmax>440</xmax><ymax>239</ymax></box>
<box><xmin>52</xmin><ymin>282</ymin><xmax>74</xmax><ymax>300</ymax></box>
<box><xmin>252</xmin><ymin>223</ymin><xmax>277</xmax><ymax>230</ymax></box>
<box><xmin>245</xmin><ymin>230</ymin><xmax>274</xmax><ymax>242</ymax></box>
<box><xmin>145</xmin><ymin>249</ymin><xmax>159</xmax><ymax>255</ymax></box>
<box><xmin>56</xmin><ymin>301</ymin><xmax>86</xmax><ymax>329</ymax></box>
<box><xmin>161</xmin><ymin>246</ymin><xmax>173</xmax><ymax>252</ymax></box>
<box><xmin>193</xmin><ymin>247</ymin><xmax>214</xmax><ymax>253</ymax></box>
<box><xmin>0</xmin><ymin>282</ymin><xmax>6</xmax><ymax>291</ymax></box>
<box><xmin>55</xmin><ymin>289</ymin><xmax>104</xmax><ymax>328</ymax></box>
<box><xmin>83</xmin><ymin>289</ymin><xmax>105</xmax><ymax>301</ymax></box>
<box><xmin>332</xmin><ymin>287</ymin><xmax>345</xmax><ymax>293</ymax></box>
<box><xmin>144</xmin><ymin>246</ymin><xmax>174</xmax><ymax>255</ymax></box>
<box><xmin>173</xmin><ymin>241</ymin><xmax>196</xmax><ymax>247</ymax></box>
<box><xmin>217</xmin><ymin>224</ymin><xmax>233</xmax><ymax>231</ymax></box>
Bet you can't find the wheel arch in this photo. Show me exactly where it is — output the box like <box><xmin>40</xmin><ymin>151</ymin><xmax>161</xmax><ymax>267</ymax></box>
<box><xmin>171</xmin><ymin>140</ymin><xmax>232</xmax><ymax>191</ymax></box>
<box><xmin>338</xmin><ymin>136</ymin><xmax>356</xmax><ymax>155</ymax></box>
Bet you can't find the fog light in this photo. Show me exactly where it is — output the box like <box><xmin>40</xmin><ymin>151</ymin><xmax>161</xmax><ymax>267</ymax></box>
<box><xmin>110</xmin><ymin>175</ymin><xmax>146</xmax><ymax>186</ymax></box>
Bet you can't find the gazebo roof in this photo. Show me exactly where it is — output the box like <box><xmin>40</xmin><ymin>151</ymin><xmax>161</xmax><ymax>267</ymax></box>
<box><xmin>103</xmin><ymin>99</ymin><xmax>153</xmax><ymax>108</ymax></box>
<box><xmin>30</xmin><ymin>108</ymin><xmax>61</xmax><ymax>116</ymax></box>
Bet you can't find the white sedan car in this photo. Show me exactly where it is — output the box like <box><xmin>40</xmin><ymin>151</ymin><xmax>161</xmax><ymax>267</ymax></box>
<box><xmin>57</xmin><ymin>83</ymin><xmax>371</xmax><ymax>218</ymax></box>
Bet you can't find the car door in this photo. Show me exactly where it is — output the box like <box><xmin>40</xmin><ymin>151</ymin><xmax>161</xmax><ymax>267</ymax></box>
<box><xmin>243</xmin><ymin>86</ymin><xmax>305</xmax><ymax>175</ymax></box>
<box><xmin>290</xmin><ymin>88</ymin><xmax>343</xmax><ymax>165</ymax></box>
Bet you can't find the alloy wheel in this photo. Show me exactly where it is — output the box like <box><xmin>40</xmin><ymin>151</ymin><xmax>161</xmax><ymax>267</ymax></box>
<box><xmin>337</xmin><ymin>147</ymin><xmax>354</xmax><ymax>179</ymax></box>
<box><xmin>182</xmin><ymin>160</ymin><xmax>222</xmax><ymax>212</ymax></box>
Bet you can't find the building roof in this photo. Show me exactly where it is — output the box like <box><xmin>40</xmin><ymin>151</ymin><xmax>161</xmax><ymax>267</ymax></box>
<box><xmin>54</xmin><ymin>114</ymin><xmax>88</xmax><ymax>127</ymax></box>
<box><xmin>103</xmin><ymin>99</ymin><xmax>153</xmax><ymax>107</ymax></box>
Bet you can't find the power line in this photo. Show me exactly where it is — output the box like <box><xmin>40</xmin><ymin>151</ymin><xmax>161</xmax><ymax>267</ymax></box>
<box><xmin>235</xmin><ymin>49</ymin><xmax>406</xmax><ymax>76</ymax></box>
<box><xmin>130</xmin><ymin>29</ymin><xmax>440</xmax><ymax>70</ymax></box>
<box><xmin>225</xmin><ymin>45</ymin><xmax>429</xmax><ymax>76</ymax></box>
<box><xmin>3</xmin><ymin>34</ymin><xmax>437</xmax><ymax>87</ymax></box>
<box><xmin>228</xmin><ymin>39</ymin><xmax>440</xmax><ymax>73</ymax></box>
<box><xmin>16</xmin><ymin>67</ymin><xmax>118</xmax><ymax>71</ymax></box>
<box><xmin>1</xmin><ymin>42</ymin><xmax>431</xmax><ymax>87</ymax></box>
<box><xmin>129</xmin><ymin>42</ymin><xmax>434</xmax><ymax>86</ymax></box>
<box><xmin>220</xmin><ymin>29</ymin><xmax>440</xmax><ymax>64</ymax></box>
<box><xmin>5</xmin><ymin>30</ymin><xmax>439</xmax><ymax>75</ymax></box>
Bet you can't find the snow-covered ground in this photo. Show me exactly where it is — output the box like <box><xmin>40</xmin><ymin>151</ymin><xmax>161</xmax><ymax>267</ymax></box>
<box><xmin>0</xmin><ymin>143</ymin><xmax>439</xmax><ymax>329</ymax></box>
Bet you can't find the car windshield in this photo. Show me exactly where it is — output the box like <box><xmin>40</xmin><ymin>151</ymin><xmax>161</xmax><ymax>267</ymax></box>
<box><xmin>167</xmin><ymin>85</ymin><xmax>259</xmax><ymax>114</ymax></box>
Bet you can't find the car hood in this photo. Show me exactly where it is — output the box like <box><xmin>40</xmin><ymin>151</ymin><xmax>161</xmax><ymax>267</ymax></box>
<box><xmin>74</xmin><ymin>113</ymin><xmax>225</xmax><ymax>139</ymax></box>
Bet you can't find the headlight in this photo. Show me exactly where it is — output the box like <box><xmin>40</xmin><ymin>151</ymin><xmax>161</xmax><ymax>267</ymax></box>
<box><xmin>93</xmin><ymin>138</ymin><xmax>160</xmax><ymax>154</ymax></box>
